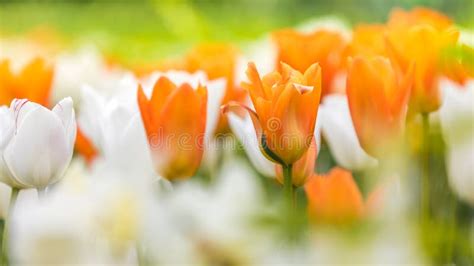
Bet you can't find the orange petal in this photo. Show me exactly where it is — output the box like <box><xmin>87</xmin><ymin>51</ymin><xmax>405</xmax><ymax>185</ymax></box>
<box><xmin>305</xmin><ymin>168</ymin><xmax>364</xmax><ymax>224</ymax></box>
<box><xmin>75</xmin><ymin>126</ymin><xmax>98</xmax><ymax>165</ymax></box>
<box><xmin>154</xmin><ymin>83</ymin><xmax>207</xmax><ymax>179</ymax></box>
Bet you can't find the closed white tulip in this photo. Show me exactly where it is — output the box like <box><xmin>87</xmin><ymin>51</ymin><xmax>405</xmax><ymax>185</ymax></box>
<box><xmin>0</xmin><ymin>98</ymin><xmax>76</xmax><ymax>189</ymax></box>
<box><xmin>319</xmin><ymin>94</ymin><xmax>377</xmax><ymax>171</ymax></box>
<box><xmin>439</xmin><ymin>79</ymin><xmax>474</xmax><ymax>206</ymax></box>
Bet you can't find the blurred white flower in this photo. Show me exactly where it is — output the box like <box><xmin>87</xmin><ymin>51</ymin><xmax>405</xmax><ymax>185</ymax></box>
<box><xmin>439</xmin><ymin>79</ymin><xmax>474</xmax><ymax>206</ymax></box>
<box><xmin>319</xmin><ymin>94</ymin><xmax>377</xmax><ymax>170</ymax></box>
<box><xmin>78</xmin><ymin>76</ymin><xmax>156</xmax><ymax>178</ymax></box>
<box><xmin>51</xmin><ymin>46</ymin><xmax>127</xmax><ymax>103</ymax></box>
<box><xmin>0</xmin><ymin>98</ymin><xmax>76</xmax><ymax>189</ymax></box>
<box><xmin>10</xmin><ymin>190</ymin><xmax>96</xmax><ymax>265</ymax></box>
<box><xmin>146</xmin><ymin>159</ymin><xmax>265</xmax><ymax>264</ymax></box>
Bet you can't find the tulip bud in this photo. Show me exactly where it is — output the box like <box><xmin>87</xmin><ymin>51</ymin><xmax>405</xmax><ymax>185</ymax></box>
<box><xmin>225</xmin><ymin>62</ymin><xmax>321</xmax><ymax>166</ymax></box>
<box><xmin>346</xmin><ymin>56</ymin><xmax>413</xmax><ymax>158</ymax></box>
<box><xmin>0</xmin><ymin>98</ymin><xmax>76</xmax><ymax>189</ymax></box>
<box><xmin>138</xmin><ymin>76</ymin><xmax>208</xmax><ymax>180</ymax></box>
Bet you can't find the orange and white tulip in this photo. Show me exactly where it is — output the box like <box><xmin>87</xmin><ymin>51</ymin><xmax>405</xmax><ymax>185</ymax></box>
<box><xmin>346</xmin><ymin>56</ymin><xmax>414</xmax><ymax>157</ymax></box>
<box><xmin>224</xmin><ymin>62</ymin><xmax>322</xmax><ymax>166</ymax></box>
<box><xmin>138</xmin><ymin>76</ymin><xmax>208</xmax><ymax>180</ymax></box>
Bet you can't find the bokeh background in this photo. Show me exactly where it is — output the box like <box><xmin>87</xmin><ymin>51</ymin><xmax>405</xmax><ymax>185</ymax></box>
<box><xmin>1</xmin><ymin>0</ymin><xmax>473</xmax><ymax>66</ymax></box>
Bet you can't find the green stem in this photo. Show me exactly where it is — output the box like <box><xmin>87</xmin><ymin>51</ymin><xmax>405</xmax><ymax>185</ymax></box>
<box><xmin>444</xmin><ymin>192</ymin><xmax>458</xmax><ymax>263</ymax></box>
<box><xmin>283</xmin><ymin>164</ymin><xmax>294</xmax><ymax>209</ymax></box>
<box><xmin>421</xmin><ymin>113</ymin><xmax>430</xmax><ymax>220</ymax></box>
<box><xmin>1</xmin><ymin>188</ymin><xmax>19</xmax><ymax>265</ymax></box>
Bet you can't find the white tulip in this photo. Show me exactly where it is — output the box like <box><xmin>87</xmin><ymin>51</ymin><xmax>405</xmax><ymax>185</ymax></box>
<box><xmin>78</xmin><ymin>79</ymin><xmax>155</xmax><ymax>179</ymax></box>
<box><xmin>51</xmin><ymin>46</ymin><xmax>127</xmax><ymax>103</ymax></box>
<box><xmin>439</xmin><ymin>79</ymin><xmax>474</xmax><ymax>206</ymax></box>
<box><xmin>0</xmin><ymin>98</ymin><xmax>76</xmax><ymax>189</ymax></box>
<box><xmin>0</xmin><ymin>106</ymin><xmax>16</xmax><ymax>187</ymax></box>
<box><xmin>319</xmin><ymin>94</ymin><xmax>377</xmax><ymax>171</ymax></box>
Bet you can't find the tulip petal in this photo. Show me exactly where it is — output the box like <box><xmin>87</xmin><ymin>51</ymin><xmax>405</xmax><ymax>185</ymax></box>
<box><xmin>227</xmin><ymin>112</ymin><xmax>275</xmax><ymax>177</ymax></box>
<box><xmin>204</xmin><ymin>78</ymin><xmax>226</xmax><ymax>144</ymax></box>
<box><xmin>320</xmin><ymin>95</ymin><xmax>377</xmax><ymax>170</ymax></box>
<box><xmin>52</xmin><ymin>97</ymin><xmax>76</xmax><ymax>151</ymax></box>
<box><xmin>4</xmin><ymin>106</ymin><xmax>71</xmax><ymax>188</ymax></box>
<box><xmin>79</xmin><ymin>85</ymin><xmax>106</xmax><ymax>148</ymax></box>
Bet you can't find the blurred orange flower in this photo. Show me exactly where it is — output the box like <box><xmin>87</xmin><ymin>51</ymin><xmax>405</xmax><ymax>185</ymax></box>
<box><xmin>346</xmin><ymin>56</ymin><xmax>414</xmax><ymax>157</ymax></box>
<box><xmin>225</xmin><ymin>62</ymin><xmax>321</xmax><ymax>166</ymax></box>
<box><xmin>275</xmin><ymin>137</ymin><xmax>317</xmax><ymax>187</ymax></box>
<box><xmin>305</xmin><ymin>168</ymin><xmax>364</xmax><ymax>224</ymax></box>
<box><xmin>138</xmin><ymin>76</ymin><xmax>207</xmax><ymax>180</ymax></box>
<box><xmin>387</xmin><ymin>7</ymin><xmax>453</xmax><ymax>31</ymax></box>
<box><xmin>345</xmin><ymin>24</ymin><xmax>387</xmax><ymax>58</ymax></box>
<box><xmin>273</xmin><ymin>29</ymin><xmax>347</xmax><ymax>97</ymax></box>
<box><xmin>0</xmin><ymin>58</ymin><xmax>53</xmax><ymax>106</ymax></box>
<box><xmin>185</xmin><ymin>43</ymin><xmax>247</xmax><ymax>133</ymax></box>
<box><xmin>386</xmin><ymin>7</ymin><xmax>460</xmax><ymax>113</ymax></box>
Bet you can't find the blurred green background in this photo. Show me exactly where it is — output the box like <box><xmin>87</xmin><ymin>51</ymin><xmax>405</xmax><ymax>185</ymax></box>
<box><xmin>0</xmin><ymin>0</ymin><xmax>473</xmax><ymax>64</ymax></box>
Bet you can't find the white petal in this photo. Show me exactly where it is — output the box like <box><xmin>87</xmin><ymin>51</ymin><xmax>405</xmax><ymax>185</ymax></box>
<box><xmin>439</xmin><ymin>79</ymin><xmax>474</xmax><ymax>206</ymax></box>
<box><xmin>204</xmin><ymin>78</ymin><xmax>226</xmax><ymax>144</ymax></box>
<box><xmin>4</xmin><ymin>106</ymin><xmax>72</xmax><ymax>188</ymax></box>
<box><xmin>227</xmin><ymin>113</ymin><xmax>275</xmax><ymax>177</ymax></box>
<box><xmin>314</xmin><ymin>114</ymin><xmax>322</xmax><ymax>155</ymax></box>
<box><xmin>320</xmin><ymin>94</ymin><xmax>377</xmax><ymax>170</ymax></box>
<box><xmin>446</xmin><ymin>144</ymin><xmax>474</xmax><ymax>205</ymax></box>
<box><xmin>0</xmin><ymin>106</ymin><xmax>14</xmax><ymax>149</ymax></box>
<box><xmin>100</xmin><ymin>104</ymin><xmax>138</xmax><ymax>157</ymax></box>
<box><xmin>78</xmin><ymin>85</ymin><xmax>106</xmax><ymax>149</ymax></box>
<box><xmin>52</xmin><ymin>97</ymin><xmax>77</xmax><ymax>150</ymax></box>
<box><xmin>9</xmin><ymin>99</ymin><xmax>41</xmax><ymax>133</ymax></box>
<box><xmin>0</xmin><ymin>107</ymin><xmax>23</xmax><ymax>187</ymax></box>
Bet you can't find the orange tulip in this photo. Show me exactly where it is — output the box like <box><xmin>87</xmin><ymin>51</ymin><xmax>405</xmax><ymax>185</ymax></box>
<box><xmin>185</xmin><ymin>43</ymin><xmax>247</xmax><ymax>133</ymax></box>
<box><xmin>345</xmin><ymin>24</ymin><xmax>387</xmax><ymax>58</ymax></box>
<box><xmin>223</xmin><ymin>62</ymin><xmax>321</xmax><ymax>166</ymax></box>
<box><xmin>0</xmin><ymin>58</ymin><xmax>53</xmax><ymax>106</ymax></box>
<box><xmin>137</xmin><ymin>76</ymin><xmax>207</xmax><ymax>180</ymax></box>
<box><xmin>386</xmin><ymin>8</ymin><xmax>460</xmax><ymax>113</ymax></box>
<box><xmin>275</xmin><ymin>137</ymin><xmax>317</xmax><ymax>187</ymax></box>
<box><xmin>273</xmin><ymin>29</ymin><xmax>347</xmax><ymax>97</ymax></box>
<box><xmin>387</xmin><ymin>7</ymin><xmax>453</xmax><ymax>31</ymax></box>
<box><xmin>387</xmin><ymin>26</ymin><xmax>459</xmax><ymax>114</ymax></box>
<box><xmin>346</xmin><ymin>56</ymin><xmax>414</xmax><ymax>157</ymax></box>
<box><xmin>305</xmin><ymin>168</ymin><xmax>364</xmax><ymax>224</ymax></box>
